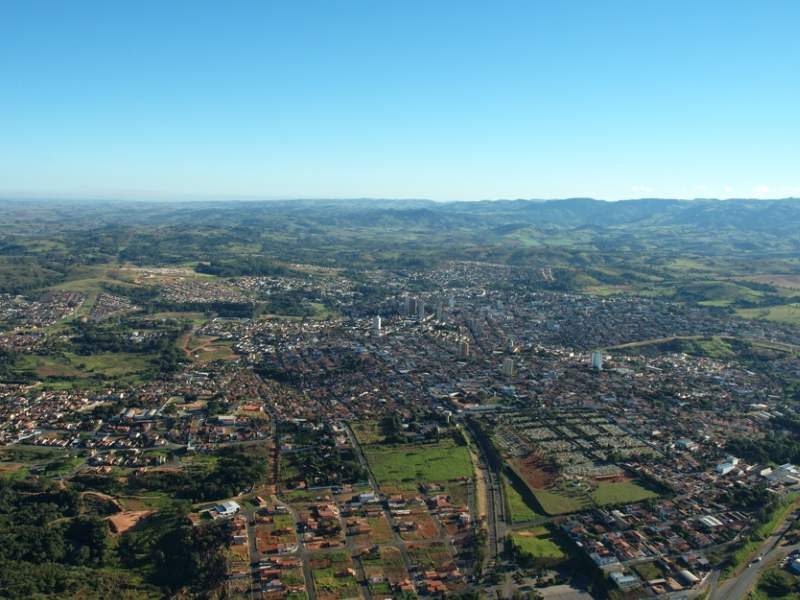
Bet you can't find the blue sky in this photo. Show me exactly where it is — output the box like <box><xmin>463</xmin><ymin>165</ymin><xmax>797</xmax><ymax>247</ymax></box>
<box><xmin>1</xmin><ymin>1</ymin><xmax>798</xmax><ymax>201</ymax></box>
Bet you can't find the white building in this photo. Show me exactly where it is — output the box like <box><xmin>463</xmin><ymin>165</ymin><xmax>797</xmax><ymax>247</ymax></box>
<box><xmin>215</xmin><ymin>500</ymin><xmax>241</xmax><ymax>518</ymax></box>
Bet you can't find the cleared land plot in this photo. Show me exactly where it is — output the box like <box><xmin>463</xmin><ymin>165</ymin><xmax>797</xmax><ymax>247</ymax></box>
<box><xmin>350</xmin><ymin>421</ymin><xmax>386</xmax><ymax>445</ymax></box>
<box><xmin>309</xmin><ymin>551</ymin><xmax>361</xmax><ymax>600</ymax></box>
<box><xmin>407</xmin><ymin>541</ymin><xmax>452</xmax><ymax>571</ymax></box>
<box><xmin>364</xmin><ymin>440</ymin><xmax>473</xmax><ymax>491</ymax></box>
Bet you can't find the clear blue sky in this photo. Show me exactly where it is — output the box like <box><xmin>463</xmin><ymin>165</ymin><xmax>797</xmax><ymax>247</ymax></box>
<box><xmin>1</xmin><ymin>1</ymin><xmax>798</xmax><ymax>201</ymax></box>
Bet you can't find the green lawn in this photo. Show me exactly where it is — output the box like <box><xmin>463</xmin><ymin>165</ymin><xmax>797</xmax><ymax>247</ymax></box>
<box><xmin>511</xmin><ymin>527</ymin><xmax>566</xmax><ymax>560</ymax></box>
<box><xmin>364</xmin><ymin>439</ymin><xmax>473</xmax><ymax>491</ymax></box>
<box><xmin>591</xmin><ymin>480</ymin><xmax>659</xmax><ymax>506</ymax></box>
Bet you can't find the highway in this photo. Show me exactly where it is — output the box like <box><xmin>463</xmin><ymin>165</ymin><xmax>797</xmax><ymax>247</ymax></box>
<box><xmin>710</xmin><ymin>510</ymin><xmax>800</xmax><ymax>600</ymax></box>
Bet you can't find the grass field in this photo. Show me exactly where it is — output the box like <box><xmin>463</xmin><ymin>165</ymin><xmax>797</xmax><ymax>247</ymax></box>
<box><xmin>590</xmin><ymin>480</ymin><xmax>659</xmax><ymax>505</ymax></box>
<box><xmin>350</xmin><ymin>421</ymin><xmax>385</xmax><ymax>445</ymax></box>
<box><xmin>364</xmin><ymin>439</ymin><xmax>473</xmax><ymax>491</ymax></box>
<box><xmin>531</xmin><ymin>487</ymin><xmax>590</xmax><ymax>515</ymax></box>
<box><xmin>737</xmin><ymin>304</ymin><xmax>800</xmax><ymax>325</ymax></box>
<box><xmin>511</xmin><ymin>527</ymin><xmax>566</xmax><ymax>561</ymax></box>
<box><xmin>13</xmin><ymin>351</ymin><xmax>154</xmax><ymax>384</ymax></box>
<box><xmin>502</xmin><ymin>475</ymin><xmax>546</xmax><ymax>523</ymax></box>
<box><xmin>310</xmin><ymin>550</ymin><xmax>360</xmax><ymax>599</ymax></box>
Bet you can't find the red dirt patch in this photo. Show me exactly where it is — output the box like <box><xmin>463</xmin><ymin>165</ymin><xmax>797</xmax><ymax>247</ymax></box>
<box><xmin>512</xmin><ymin>453</ymin><xmax>557</xmax><ymax>489</ymax></box>
<box><xmin>107</xmin><ymin>510</ymin><xmax>153</xmax><ymax>535</ymax></box>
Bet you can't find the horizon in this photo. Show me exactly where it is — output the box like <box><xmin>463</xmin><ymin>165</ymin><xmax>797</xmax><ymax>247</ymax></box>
<box><xmin>1</xmin><ymin>195</ymin><xmax>800</xmax><ymax>205</ymax></box>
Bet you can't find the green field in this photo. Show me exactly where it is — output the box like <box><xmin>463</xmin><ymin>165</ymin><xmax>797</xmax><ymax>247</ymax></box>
<box><xmin>502</xmin><ymin>475</ymin><xmax>546</xmax><ymax>523</ymax></box>
<box><xmin>350</xmin><ymin>421</ymin><xmax>386</xmax><ymax>445</ymax></box>
<box><xmin>13</xmin><ymin>351</ymin><xmax>155</xmax><ymax>383</ymax></box>
<box><xmin>364</xmin><ymin>439</ymin><xmax>473</xmax><ymax>491</ymax></box>
<box><xmin>531</xmin><ymin>487</ymin><xmax>590</xmax><ymax>515</ymax></box>
<box><xmin>591</xmin><ymin>480</ymin><xmax>659</xmax><ymax>505</ymax></box>
<box><xmin>511</xmin><ymin>527</ymin><xmax>566</xmax><ymax>561</ymax></box>
<box><xmin>737</xmin><ymin>304</ymin><xmax>800</xmax><ymax>325</ymax></box>
<box><xmin>310</xmin><ymin>551</ymin><xmax>360</xmax><ymax>598</ymax></box>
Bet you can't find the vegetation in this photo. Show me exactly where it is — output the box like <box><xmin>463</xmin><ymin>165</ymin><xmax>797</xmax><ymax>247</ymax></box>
<box><xmin>510</xmin><ymin>527</ymin><xmax>567</xmax><ymax>567</ymax></box>
<box><xmin>502</xmin><ymin>475</ymin><xmax>546</xmax><ymax>523</ymax></box>
<box><xmin>365</xmin><ymin>439</ymin><xmax>473</xmax><ymax>490</ymax></box>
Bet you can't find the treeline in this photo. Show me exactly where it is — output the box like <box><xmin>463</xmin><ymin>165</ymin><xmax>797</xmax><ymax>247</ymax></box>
<box><xmin>0</xmin><ymin>477</ymin><xmax>235</xmax><ymax>598</ymax></box>
<box><xmin>726</xmin><ymin>433</ymin><xmax>800</xmax><ymax>466</ymax></box>
<box><xmin>75</xmin><ymin>444</ymin><xmax>268</xmax><ymax>502</ymax></box>
<box><xmin>69</xmin><ymin>321</ymin><xmax>185</xmax><ymax>374</ymax></box>
<box><xmin>117</xmin><ymin>507</ymin><xmax>231</xmax><ymax>596</ymax></box>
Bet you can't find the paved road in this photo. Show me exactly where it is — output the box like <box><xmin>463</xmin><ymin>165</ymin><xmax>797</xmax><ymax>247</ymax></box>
<box><xmin>711</xmin><ymin>512</ymin><xmax>799</xmax><ymax>600</ymax></box>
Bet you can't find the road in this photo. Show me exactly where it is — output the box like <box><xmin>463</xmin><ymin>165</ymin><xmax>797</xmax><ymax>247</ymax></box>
<box><xmin>710</xmin><ymin>511</ymin><xmax>799</xmax><ymax>600</ymax></box>
<box><xmin>464</xmin><ymin>419</ymin><xmax>506</xmax><ymax>573</ymax></box>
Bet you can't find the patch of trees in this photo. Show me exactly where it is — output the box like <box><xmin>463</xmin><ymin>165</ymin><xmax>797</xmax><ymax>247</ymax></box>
<box><xmin>0</xmin><ymin>479</ymin><xmax>142</xmax><ymax>598</ymax></box>
<box><xmin>726</xmin><ymin>433</ymin><xmax>800</xmax><ymax>466</ymax></box>
<box><xmin>284</xmin><ymin>446</ymin><xmax>366</xmax><ymax>488</ymax></box>
<box><xmin>0</xmin><ymin>257</ymin><xmax>67</xmax><ymax>294</ymax></box>
<box><xmin>69</xmin><ymin>321</ymin><xmax>185</xmax><ymax>374</ymax></box>
<box><xmin>0</xmin><ymin>347</ymin><xmax>18</xmax><ymax>379</ymax></box>
<box><xmin>118</xmin><ymin>507</ymin><xmax>231</xmax><ymax>597</ymax></box>
<box><xmin>758</xmin><ymin>568</ymin><xmax>798</xmax><ymax>597</ymax></box>
<box><xmin>132</xmin><ymin>445</ymin><xmax>267</xmax><ymax>501</ymax></box>
<box><xmin>154</xmin><ymin>299</ymin><xmax>256</xmax><ymax>318</ymax></box>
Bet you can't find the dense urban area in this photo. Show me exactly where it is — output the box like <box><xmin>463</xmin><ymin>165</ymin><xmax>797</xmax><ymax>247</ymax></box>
<box><xmin>2</xmin><ymin>198</ymin><xmax>800</xmax><ymax>600</ymax></box>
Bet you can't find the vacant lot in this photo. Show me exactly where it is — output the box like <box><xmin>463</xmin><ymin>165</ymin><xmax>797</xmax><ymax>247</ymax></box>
<box><xmin>591</xmin><ymin>480</ymin><xmax>659</xmax><ymax>505</ymax></box>
<box><xmin>511</xmin><ymin>527</ymin><xmax>566</xmax><ymax>561</ymax></box>
<box><xmin>365</xmin><ymin>439</ymin><xmax>473</xmax><ymax>491</ymax></box>
<box><xmin>310</xmin><ymin>551</ymin><xmax>360</xmax><ymax>600</ymax></box>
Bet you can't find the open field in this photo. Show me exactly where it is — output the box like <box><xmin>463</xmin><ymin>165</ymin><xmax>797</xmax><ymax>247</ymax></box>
<box><xmin>591</xmin><ymin>480</ymin><xmax>659</xmax><ymax>505</ymax></box>
<box><xmin>364</xmin><ymin>439</ymin><xmax>473</xmax><ymax>491</ymax></box>
<box><xmin>737</xmin><ymin>304</ymin><xmax>800</xmax><ymax>325</ymax></box>
<box><xmin>350</xmin><ymin>421</ymin><xmax>386</xmax><ymax>445</ymax></box>
<box><xmin>12</xmin><ymin>351</ymin><xmax>154</xmax><ymax>384</ymax></box>
<box><xmin>509</xmin><ymin>459</ymin><xmax>659</xmax><ymax>515</ymax></box>
<box><xmin>309</xmin><ymin>551</ymin><xmax>360</xmax><ymax>600</ymax></box>
<box><xmin>502</xmin><ymin>475</ymin><xmax>546</xmax><ymax>523</ymax></box>
<box><xmin>511</xmin><ymin>527</ymin><xmax>566</xmax><ymax>561</ymax></box>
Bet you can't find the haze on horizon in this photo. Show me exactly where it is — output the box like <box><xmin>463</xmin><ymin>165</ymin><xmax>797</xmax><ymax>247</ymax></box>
<box><xmin>1</xmin><ymin>1</ymin><xmax>799</xmax><ymax>202</ymax></box>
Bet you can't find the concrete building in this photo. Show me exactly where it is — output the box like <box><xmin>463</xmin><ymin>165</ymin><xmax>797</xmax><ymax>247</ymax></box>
<box><xmin>373</xmin><ymin>315</ymin><xmax>381</xmax><ymax>336</ymax></box>
<box><xmin>502</xmin><ymin>357</ymin><xmax>514</xmax><ymax>378</ymax></box>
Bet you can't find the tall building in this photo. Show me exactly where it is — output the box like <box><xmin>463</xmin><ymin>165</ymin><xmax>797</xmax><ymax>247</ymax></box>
<box><xmin>417</xmin><ymin>299</ymin><xmax>425</xmax><ymax>318</ymax></box>
<box><xmin>458</xmin><ymin>340</ymin><xmax>470</xmax><ymax>359</ymax></box>
<box><xmin>591</xmin><ymin>351</ymin><xmax>603</xmax><ymax>370</ymax></box>
<box><xmin>502</xmin><ymin>357</ymin><xmax>515</xmax><ymax>378</ymax></box>
<box><xmin>373</xmin><ymin>315</ymin><xmax>381</xmax><ymax>336</ymax></box>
